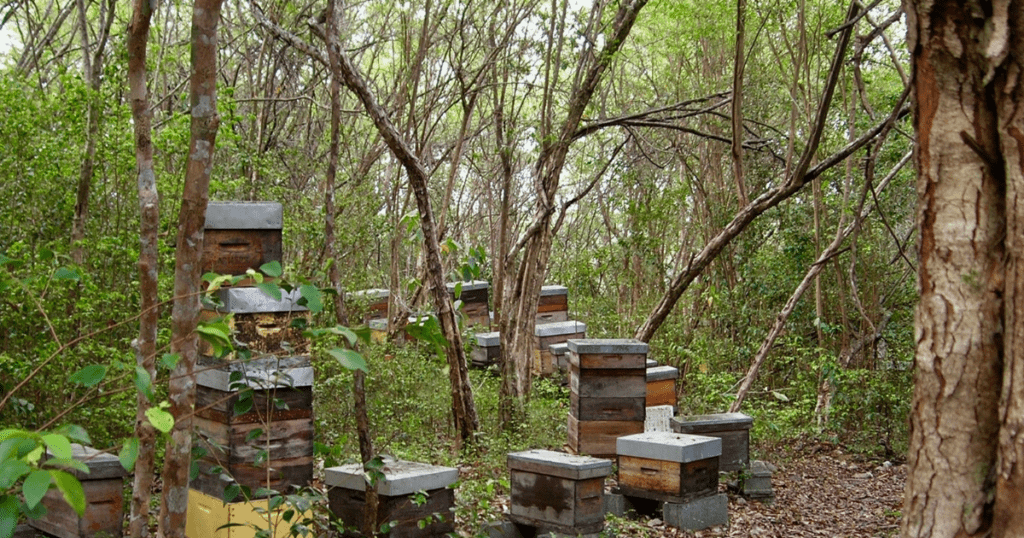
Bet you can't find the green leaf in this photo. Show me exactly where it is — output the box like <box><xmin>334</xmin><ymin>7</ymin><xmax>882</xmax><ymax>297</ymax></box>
<box><xmin>0</xmin><ymin>253</ymin><xmax>18</xmax><ymax>268</ymax></box>
<box><xmin>40</xmin><ymin>434</ymin><xmax>71</xmax><ymax>460</ymax></box>
<box><xmin>38</xmin><ymin>249</ymin><xmax>53</xmax><ymax>262</ymax></box>
<box><xmin>68</xmin><ymin>365</ymin><xmax>107</xmax><ymax>387</ymax></box>
<box><xmin>326</xmin><ymin>348</ymin><xmax>368</xmax><ymax>373</ymax></box>
<box><xmin>299</xmin><ymin>284</ymin><xmax>322</xmax><ymax>313</ymax></box>
<box><xmin>53</xmin><ymin>425</ymin><xmax>90</xmax><ymax>446</ymax></box>
<box><xmin>42</xmin><ymin>458</ymin><xmax>88</xmax><ymax>474</ymax></box>
<box><xmin>145</xmin><ymin>407</ymin><xmax>174</xmax><ymax>434</ymax></box>
<box><xmin>233</xmin><ymin>396</ymin><xmax>253</xmax><ymax>415</ymax></box>
<box><xmin>772</xmin><ymin>391</ymin><xmax>790</xmax><ymax>402</ymax></box>
<box><xmin>0</xmin><ymin>495</ymin><xmax>18</xmax><ymax>538</ymax></box>
<box><xmin>0</xmin><ymin>460</ymin><xmax>30</xmax><ymax>489</ymax></box>
<box><xmin>22</xmin><ymin>470</ymin><xmax>51</xmax><ymax>509</ymax></box>
<box><xmin>245</xmin><ymin>429</ymin><xmax>264</xmax><ymax>443</ymax></box>
<box><xmin>453</xmin><ymin>282</ymin><xmax>463</xmax><ymax>299</ymax></box>
<box><xmin>223</xmin><ymin>483</ymin><xmax>241</xmax><ymax>503</ymax></box>
<box><xmin>256</xmin><ymin>282</ymin><xmax>282</xmax><ymax>302</ymax></box>
<box><xmin>51</xmin><ymin>471</ymin><xmax>85</xmax><ymax>516</ymax></box>
<box><xmin>159</xmin><ymin>353</ymin><xmax>181</xmax><ymax>370</ymax></box>
<box><xmin>52</xmin><ymin>267</ymin><xmax>80</xmax><ymax>282</ymax></box>
<box><xmin>134</xmin><ymin>366</ymin><xmax>155</xmax><ymax>402</ymax></box>
<box><xmin>260</xmin><ymin>261</ymin><xmax>283</xmax><ymax>278</ymax></box>
<box><xmin>119</xmin><ymin>437</ymin><xmax>139</xmax><ymax>472</ymax></box>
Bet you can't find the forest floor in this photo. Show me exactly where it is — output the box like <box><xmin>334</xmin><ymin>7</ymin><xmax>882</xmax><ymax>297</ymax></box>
<box><xmin>460</xmin><ymin>438</ymin><xmax>907</xmax><ymax>538</ymax></box>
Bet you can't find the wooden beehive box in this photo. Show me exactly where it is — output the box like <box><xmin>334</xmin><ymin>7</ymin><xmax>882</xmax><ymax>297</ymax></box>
<box><xmin>533</xmin><ymin>321</ymin><xmax>587</xmax><ymax>376</ymax></box>
<box><xmin>537</xmin><ymin>285</ymin><xmax>569</xmax><ymax>323</ymax></box>
<box><xmin>469</xmin><ymin>331</ymin><xmax>500</xmax><ymax>368</ymax></box>
<box><xmin>325</xmin><ymin>459</ymin><xmax>458</xmax><ymax>537</ymax></box>
<box><xmin>507</xmin><ymin>449</ymin><xmax>612</xmax><ymax>536</ymax></box>
<box><xmin>186</xmin><ymin>488</ymin><xmax>309</xmax><ymax>538</ymax></box>
<box><xmin>447</xmin><ymin>280</ymin><xmax>490</xmax><ymax>328</ymax></box>
<box><xmin>670</xmin><ymin>412</ymin><xmax>754</xmax><ymax>472</ymax></box>
<box><xmin>567</xmin><ymin>339</ymin><xmax>647</xmax><ymax>458</ymax></box>
<box><xmin>646</xmin><ymin>365</ymin><xmax>679</xmax><ymax>410</ymax></box>
<box><xmin>30</xmin><ymin>445</ymin><xmax>126</xmax><ymax>538</ymax></box>
<box><xmin>200</xmin><ymin>287</ymin><xmax>310</xmax><ymax>359</ymax></box>
<box><xmin>193</xmin><ymin>355</ymin><xmax>314</xmax><ymax>498</ymax></box>
<box><xmin>616</xmin><ymin>432</ymin><xmax>722</xmax><ymax>503</ymax></box>
<box><xmin>347</xmin><ymin>288</ymin><xmax>390</xmax><ymax>323</ymax></box>
<box><xmin>548</xmin><ymin>342</ymin><xmax>569</xmax><ymax>373</ymax></box>
<box><xmin>202</xmin><ymin>201</ymin><xmax>282</xmax><ymax>277</ymax></box>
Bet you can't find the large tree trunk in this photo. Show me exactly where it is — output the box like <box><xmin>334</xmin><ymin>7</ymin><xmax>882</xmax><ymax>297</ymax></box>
<box><xmin>127</xmin><ymin>0</ymin><xmax>157</xmax><ymax>536</ymax></box>
<box><xmin>157</xmin><ymin>1</ymin><xmax>223</xmax><ymax>537</ymax></box>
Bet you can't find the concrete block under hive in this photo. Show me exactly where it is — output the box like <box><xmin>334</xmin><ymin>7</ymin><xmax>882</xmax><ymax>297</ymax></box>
<box><xmin>193</xmin><ymin>355</ymin><xmax>314</xmax><ymax>499</ymax></box>
<box><xmin>202</xmin><ymin>201</ymin><xmax>282</xmax><ymax>278</ymax></box>
<box><xmin>200</xmin><ymin>287</ymin><xmax>310</xmax><ymax>359</ymax></box>
<box><xmin>670</xmin><ymin>412</ymin><xmax>753</xmax><ymax>472</ymax></box>
<box><xmin>616</xmin><ymin>432</ymin><xmax>722</xmax><ymax>503</ymax></box>
<box><xmin>29</xmin><ymin>444</ymin><xmax>126</xmax><ymax>538</ymax></box>
<box><xmin>646</xmin><ymin>365</ymin><xmax>679</xmax><ymax>410</ymax></box>
<box><xmin>469</xmin><ymin>331</ymin><xmax>500</xmax><ymax>368</ymax></box>
<box><xmin>567</xmin><ymin>339</ymin><xmax>647</xmax><ymax>458</ymax></box>
<box><xmin>507</xmin><ymin>449</ymin><xmax>612</xmax><ymax>537</ymax></box>
<box><xmin>537</xmin><ymin>285</ymin><xmax>569</xmax><ymax>323</ymax></box>
<box><xmin>447</xmin><ymin>280</ymin><xmax>490</xmax><ymax>328</ymax></box>
<box><xmin>347</xmin><ymin>288</ymin><xmax>389</xmax><ymax>323</ymax></box>
<box><xmin>186</xmin><ymin>488</ymin><xmax>309</xmax><ymax>538</ymax></box>
<box><xmin>533</xmin><ymin>321</ymin><xmax>586</xmax><ymax>376</ymax></box>
<box><xmin>326</xmin><ymin>459</ymin><xmax>458</xmax><ymax>537</ymax></box>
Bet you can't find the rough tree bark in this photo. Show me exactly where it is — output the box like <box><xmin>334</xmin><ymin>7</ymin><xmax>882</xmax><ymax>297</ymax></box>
<box><xmin>157</xmin><ymin>1</ymin><xmax>223</xmax><ymax>537</ymax></box>
<box><xmin>127</xmin><ymin>0</ymin><xmax>157</xmax><ymax>536</ymax></box>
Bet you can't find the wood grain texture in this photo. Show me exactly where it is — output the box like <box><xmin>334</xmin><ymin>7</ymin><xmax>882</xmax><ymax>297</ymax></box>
<box><xmin>329</xmin><ymin>487</ymin><xmax>455</xmax><ymax>537</ymax></box>
<box><xmin>201</xmin><ymin>229</ymin><xmax>282</xmax><ymax>276</ymax></box>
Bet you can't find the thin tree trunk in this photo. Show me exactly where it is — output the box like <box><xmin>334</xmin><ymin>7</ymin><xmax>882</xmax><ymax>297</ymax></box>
<box><xmin>730</xmin><ymin>0</ymin><xmax>748</xmax><ymax>206</ymax></box>
<box><xmin>127</xmin><ymin>0</ymin><xmax>157</xmax><ymax>536</ymax></box>
<box><xmin>157</xmin><ymin>1</ymin><xmax>223</xmax><ymax>536</ymax></box>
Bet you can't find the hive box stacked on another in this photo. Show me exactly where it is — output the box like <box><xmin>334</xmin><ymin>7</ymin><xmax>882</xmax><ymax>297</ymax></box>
<box><xmin>507</xmin><ymin>450</ymin><xmax>613</xmax><ymax>537</ymax></box>
<box><xmin>326</xmin><ymin>459</ymin><xmax>458</xmax><ymax>537</ymax></box>
<box><xmin>670</xmin><ymin>412</ymin><xmax>754</xmax><ymax>472</ymax></box>
<box><xmin>534</xmin><ymin>321</ymin><xmax>587</xmax><ymax>376</ymax></box>
<box><xmin>548</xmin><ymin>342</ymin><xmax>570</xmax><ymax>373</ymax></box>
<box><xmin>567</xmin><ymin>339</ymin><xmax>647</xmax><ymax>458</ymax></box>
<box><xmin>447</xmin><ymin>280</ymin><xmax>491</xmax><ymax>328</ymax></box>
<box><xmin>186</xmin><ymin>489</ymin><xmax>310</xmax><ymax>538</ymax></box>
<box><xmin>202</xmin><ymin>201</ymin><xmax>283</xmax><ymax>278</ymax></box>
<box><xmin>347</xmin><ymin>288</ymin><xmax>390</xmax><ymax>323</ymax></box>
<box><xmin>30</xmin><ymin>445</ymin><xmax>126</xmax><ymax>538</ymax></box>
<box><xmin>646</xmin><ymin>365</ymin><xmax>679</xmax><ymax>410</ymax></box>
<box><xmin>199</xmin><ymin>287</ymin><xmax>310</xmax><ymax>359</ymax></box>
<box><xmin>193</xmin><ymin>354</ymin><xmax>315</xmax><ymax>498</ymax></box>
<box><xmin>537</xmin><ymin>285</ymin><xmax>570</xmax><ymax>323</ymax></box>
<box><xmin>469</xmin><ymin>331</ymin><xmax>500</xmax><ymax>368</ymax></box>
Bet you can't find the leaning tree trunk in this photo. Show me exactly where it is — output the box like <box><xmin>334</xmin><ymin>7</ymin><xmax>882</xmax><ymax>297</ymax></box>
<box><xmin>157</xmin><ymin>1</ymin><xmax>223</xmax><ymax>537</ymax></box>
<box><xmin>127</xmin><ymin>0</ymin><xmax>157</xmax><ymax>536</ymax></box>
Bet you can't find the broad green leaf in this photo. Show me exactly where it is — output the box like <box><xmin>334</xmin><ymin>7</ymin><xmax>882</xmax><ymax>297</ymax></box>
<box><xmin>53</xmin><ymin>425</ymin><xmax>90</xmax><ymax>446</ymax></box>
<box><xmin>134</xmin><ymin>366</ymin><xmax>155</xmax><ymax>402</ymax></box>
<box><xmin>299</xmin><ymin>284</ymin><xmax>322</xmax><ymax>313</ymax></box>
<box><xmin>260</xmin><ymin>261</ymin><xmax>283</xmax><ymax>278</ymax></box>
<box><xmin>245</xmin><ymin>268</ymin><xmax>264</xmax><ymax>284</ymax></box>
<box><xmin>38</xmin><ymin>249</ymin><xmax>53</xmax><ymax>261</ymax></box>
<box><xmin>0</xmin><ymin>495</ymin><xmax>18</xmax><ymax>538</ymax></box>
<box><xmin>51</xmin><ymin>471</ymin><xmax>85</xmax><ymax>516</ymax></box>
<box><xmin>256</xmin><ymin>282</ymin><xmax>282</xmax><ymax>302</ymax></box>
<box><xmin>245</xmin><ymin>428</ymin><xmax>264</xmax><ymax>443</ymax></box>
<box><xmin>145</xmin><ymin>407</ymin><xmax>174</xmax><ymax>434</ymax></box>
<box><xmin>22</xmin><ymin>470</ymin><xmax>51</xmax><ymax>509</ymax></box>
<box><xmin>196</xmin><ymin>322</ymin><xmax>231</xmax><ymax>345</ymax></box>
<box><xmin>0</xmin><ymin>460</ymin><xmax>30</xmax><ymax>489</ymax></box>
<box><xmin>52</xmin><ymin>267</ymin><xmax>80</xmax><ymax>282</ymax></box>
<box><xmin>40</xmin><ymin>435</ymin><xmax>71</xmax><ymax>460</ymax></box>
<box><xmin>332</xmin><ymin>325</ymin><xmax>358</xmax><ymax>347</ymax></box>
<box><xmin>233</xmin><ymin>396</ymin><xmax>253</xmax><ymax>415</ymax></box>
<box><xmin>326</xmin><ymin>348</ymin><xmax>368</xmax><ymax>373</ymax></box>
<box><xmin>453</xmin><ymin>282</ymin><xmax>463</xmax><ymax>299</ymax></box>
<box><xmin>159</xmin><ymin>353</ymin><xmax>181</xmax><ymax>370</ymax></box>
<box><xmin>68</xmin><ymin>365</ymin><xmax>107</xmax><ymax>387</ymax></box>
<box><xmin>42</xmin><ymin>458</ymin><xmax>88</xmax><ymax>474</ymax></box>
<box><xmin>223</xmin><ymin>483</ymin><xmax>241</xmax><ymax>503</ymax></box>
<box><xmin>772</xmin><ymin>391</ymin><xmax>790</xmax><ymax>402</ymax></box>
<box><xmin>119</xmin><ymin>437</ymin><xmax>139</xmax><ymax>471</ymax></box>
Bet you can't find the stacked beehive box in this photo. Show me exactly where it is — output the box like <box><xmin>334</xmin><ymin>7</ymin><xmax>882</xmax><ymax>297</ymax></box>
<box><xmin>447</xmin><ymin>280</ymin><xmax>490</xmax><ymax>328</ymax></box>
<box><xmin>201</xmin><ymin>202</ymin><xmax>282</xmax><ymax>278</ymax></box>
<box><xmin>646</xmin><ymin>365</ymin><xmax>679</xmax><ymax>410</ymax></box>
<box><xmin>30</xmin><ymin>444</ymin><xmax>126</xmax><ymax>538</ymax></box>
<box><xmin>326</xmin><ymin>459</ymin><xmax>458</xmax><ymax>537</ymax></box>
<box><xmin>507</xmin><ymin>449</ymin><xmax>612</xmax><ymax>537</ymax></box>
<box><xmin>567</xmin><ymin>339</ymin><xmax>647</xmax><ymax>458</ymax></box>
<box><xmin>534</xmin><ymin>320</ymin><xmax>587</xmax><ymax>376</ymax></box>
<box><xmin>670</xmin><ymin>412</ymin><xmax>754</xmax><ymax>472</ymax></box>
<box><xmin>537</xmin><ymin>285</ymin><xmax>569</xmax><ymax>323</ymax></box>
<box><xmin>347</xmin><ymin>288</ymin><xmax>390</xmax><ymax>323</ymax></box>
<box><xmin>469</xmin><ymin>331</ymin><xmax>500</xmax><ymax>368</ymax></box>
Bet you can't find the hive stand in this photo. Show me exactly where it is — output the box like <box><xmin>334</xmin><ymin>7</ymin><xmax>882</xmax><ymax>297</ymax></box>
<box><xmin>670</xmin><ymin>412</ymin><xmax>754</xmax><ymax>472</ymax></box>
<box><xmin>325</xmin><ymin>459</ymin><xmax>458</xmax><ymax>537</ymax></box>
<box><xmin>507</xmin><ymin>450</ymin><xmax>612</xmax><ymax>537</ymax></box>
<box><xmin>202</xmin><ymin>201</ymin><xmax>282</xmax><ymax>279</ymax></box>
<box><xmin>567</xmin><ymin>339</ymin><xmax>647</xmax><ymax>458</ymax></box>
<box><xmin>29</xmin><ymin>445</ymin><xmax>126</xmax><ymax>538</ymax></box>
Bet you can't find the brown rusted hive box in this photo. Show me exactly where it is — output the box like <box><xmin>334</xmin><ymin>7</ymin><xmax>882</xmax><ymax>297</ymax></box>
<box><xmin>199</xmin><ymin>287</ymin><xmax>311</xmax><ymax>359</ymax></box>
<box><xmin>670</xmin><ymin>412</ymin><xmax>753</xmax><ymax>472</ymax></box>
<box><xmin>567</xmin><ymin>339</ymin><xmax>647</xmax><ymax>458</ymax></box>
<box><xmin>30</xmin><ymin>444</ymin><xmax>126</xmax><ymax>538</ymax></box>
<box><xmin>469</xmin><ymin>331</ymin><xmax>500</xmax><ymax>368</ymax></box>
<box><xmin>507</xmin><ymin>449</ymin><xmax>612</xmax><ymax>536</ymax></box>
<box><xmin>325</xmin><ymin>459</ymin><xmax>458</xmax><ymax>537</ymax></box>
<box><xmin>534</xmin><ymin>321</ymin><xmax>587</xmax><ymax>376</ymax></box>
<box><xmin>537</xmin><ymin>285</ymin><xmax>569</xmax><ymax>323</ymax></box>
<box><xmin>447</xmin><ymin>280</ymin><xmax>490</xmax><ymax>328</ymax></box>
<box><xmin>347</xmin><ymin>288</ymin><xmax>390</xmax><ymax>324</ymax></box>
<box><xmin>646</xmin><ymin>365</ymin><xmax>679</xmax><ymax>410</ymax></box>
<box><xmin>616</xmin><ymin>432</ymin><xmax>722</xmax><ymax>503</ymax></box>
<box><xmin>193</xmin><ymin>353</ymin><xmax>315</xmax><ymax>499</ymax></box>
<box><xmin>202</xmin><ymin>201</ymin><xmax>283</xmax><ymax>277</ymax></box>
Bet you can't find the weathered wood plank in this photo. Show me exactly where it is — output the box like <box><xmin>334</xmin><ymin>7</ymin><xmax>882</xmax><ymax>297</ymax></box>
<box><xmin>570</xmin><ymin>391</ymin><xmax>646</xmax><ymax>421</ymax></box>
<box><xmin>569</xmin><ymin>352</ymin><xmax>646</xmax><ymax>370</ymax></box>
<box><xmin>646</xmin><ymin>378</ymin><xmax>677</xmax><ymax>408</ymax></box>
